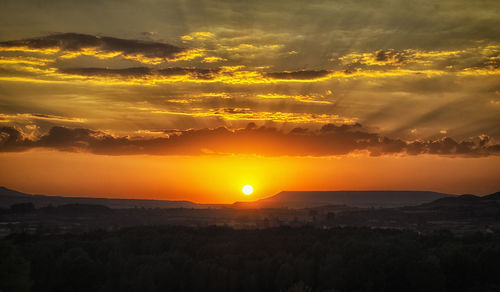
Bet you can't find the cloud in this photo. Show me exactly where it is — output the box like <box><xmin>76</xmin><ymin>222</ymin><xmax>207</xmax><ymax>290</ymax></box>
<box><xmin>201</xmin><ymin>56</ymin><xmax>226</xmax><ymax>63</ymax></box>
<box><xmin>59</xmin><ymin>67</ymin><xmax>220</xmax><ymax>80</ymax></box>
<box><xmin>0</xmin><ymin>126</ymin><xmax>26</xmax><ymax>151</ymax></box>
<box><xmin>55</xmin><ymin>66</ymin><xmax>339</xmax><ymax>84</ymax></box>
<box><xmin>256</xmin><ymin>93</ymin><xmax>332</xmax><ymax>104</ymax></box>
<box><xmin>337</xmin><ymin>45</ymin><xmax>500</xmax><ymax>72</ymax></box>
<box><xmin>0</xmin><ymin>113</ymin><xmax>86</xmax><ymax>123</ymax></box>
<box><xmin>0</xmin><ymin>33</ymin><xmax>186</xmax><ymax>63</ymax></box>
<box><xmin>339</xmin><ymin>50</ymin><xmax>410</xmax><ymax>66</ymax></box>
<box><xmin>265</xmin><ymin>70</ymin><xmax>330</xmax><ymax>80</ymax></box>
<box><xmin>374</xmin><ymin>50</ymin><xmax>406</xmax><ymax>64</ymax></box>
<box><xmin>139</xmin><ymin>107</ymin><xmax>351</xmax><ymax>124</ymax></box>
<box><xmin>1</xmin><ymin>124</ymin><xmax>498</xmax><ymax>157</ymax></box>
<box><xmin>3</xmin><ymin>37</ymin><xmax>498</xmax><ymax>86</ymax></box>
<box><xmin>0</xmin><ymin>56</ymin><xmax>52</xmax><ymax>66</ymax></box>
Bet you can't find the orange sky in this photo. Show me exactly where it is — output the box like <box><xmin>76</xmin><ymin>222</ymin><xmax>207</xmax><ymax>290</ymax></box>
<box><xmin>0</xmin><ymin>0</ymin><xmax>499</xmax><ymax>202</ymax></box>
<box><xmin>1</xmin><ymin>150</ymin><xmax>498</xmax><ymax>203</ymax></box>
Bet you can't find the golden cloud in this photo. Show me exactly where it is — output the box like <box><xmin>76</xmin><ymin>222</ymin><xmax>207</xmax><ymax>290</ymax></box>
<box><xmin>256</xmin><ymin>93</ymin><xmax>332</xmax><ymax>104</ymax></box>
<box><xmin>0</xmin><ymin>113</ymin><xmax>87</xmax><ymax>123</ymax></box>
<box><xmin>131</xmin><ymin>106</ymin><xmax>354</xmax><ymax>124</ymax></box>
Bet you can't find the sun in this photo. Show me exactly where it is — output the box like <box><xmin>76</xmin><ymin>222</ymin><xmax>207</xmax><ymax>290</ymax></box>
<box><xmin>242</xmin><ymin>184</ymin><xmax>253</xmax><ymax>195</ymax></box>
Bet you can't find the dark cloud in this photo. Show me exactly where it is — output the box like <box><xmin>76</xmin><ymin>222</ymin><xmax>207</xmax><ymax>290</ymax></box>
<box><xmin>0</xmin><ymin>126</ymin><xmax>27</xmax><ymax>151</ymax></box>
<box><xmin>0</xmin><ymin>33</ymin><xmax>184</xmax><ymax>59</ymax></box>
<box><xmin>59</xmin><ymin>67</ymin><xmax>153</xmax><ymax>77</ymax></box>
<box><xmin>157</xmin><ymin>68</ymin><xmax>220</xmax><ymax>79</ymax></box>
<box><xmin>1</xmin><ymin>124</ymin><xmax>498</xmax><ymax>157</ymax></box>
<box><xmin>374</xmin><ymin>50</ymin><xmax>407</xmax><ymax>64</ymax></box>
<box><xmin>265</xmin><ymin>70</ymin><xmax>330</xmax><ymax>80</ymax></box>
<box><xmin>59</xmin><ymin>67</ymin><xmax>220</xmax><ymax>79</ymax></box>
<box><xmin>58</xmin><ymin>66</ymin><xmax>336</xmax><ymax>82</ymax></box>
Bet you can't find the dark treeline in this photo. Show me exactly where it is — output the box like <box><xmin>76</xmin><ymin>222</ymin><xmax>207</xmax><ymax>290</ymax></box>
<box><xmin>1</xmin><ymin>226</ymin><xmax>500</xmax><ymax>292</ymax></box>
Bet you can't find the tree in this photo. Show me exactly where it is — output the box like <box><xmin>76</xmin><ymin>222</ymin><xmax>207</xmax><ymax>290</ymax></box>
<box><xmin>10</xmin><ymin>202</ymin><xmax>35</xmax><ymax>213</ymax></box>
<box><xmin>0</xmin><ymin>239</ymin><xmax>31</xmax><ymax>292</ymax></box>
<box><xmin>275</xmin><ymin>263</ymin><xmax>294</xmax><ymax>291</ymax></box>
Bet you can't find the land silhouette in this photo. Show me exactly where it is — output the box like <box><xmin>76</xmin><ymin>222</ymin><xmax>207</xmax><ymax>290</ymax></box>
<box><xmin>1</xmin><ymin>187</ymin><xmax>500</xmax><ymax>292</ymax></box>
<box><xmin>0</xmin><ymin>187</ymin><xmax>451</xmax><ymax>209</ymax></box>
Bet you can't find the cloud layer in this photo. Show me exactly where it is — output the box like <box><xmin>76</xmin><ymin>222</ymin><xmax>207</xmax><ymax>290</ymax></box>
<box><xmin>1</xmin><ymin>124</ymin><xmax>498</xmax><ymax>157</ymax></box>
<box><xmin>0</xmin><ymin>33</ymin><xmax>184</xmax><ymax>60</ymax></box>
<box><xmin>59</xmin><ymin>67</ymin><xmax>220</xmax><ymax>80</ymax></box>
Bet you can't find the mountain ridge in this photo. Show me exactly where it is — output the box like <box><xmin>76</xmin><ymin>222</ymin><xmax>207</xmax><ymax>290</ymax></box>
<box><xmin>2</xmin><ymin>186</ymin><xmax>487</xmax><ymax>209</ymax></box>
<box><xmin>233</xmin><ymin>190</ymin><xmax>454</xmax><ymax>209</ymax></box>
<box><xmin>0</xmin><ymin>186</ymin><xmax>223</xmax><ymax>209</ymax></box>
<box><xmin>421</xmin><ymin>191</ymin><xmax>500</xmax><ymax>208</ymax></box>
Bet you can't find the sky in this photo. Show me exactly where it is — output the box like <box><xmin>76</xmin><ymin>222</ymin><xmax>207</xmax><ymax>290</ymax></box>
<box><xmin>0</xmin><ymin>0</ymin><xmax>499</xmax><ymax>203</ymax></box>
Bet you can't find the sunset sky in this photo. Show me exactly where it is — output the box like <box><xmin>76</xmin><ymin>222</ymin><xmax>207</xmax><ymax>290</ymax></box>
<box><xmin>0</xmin><ymin>0</ymin><xmax>499</xmax><ymax>203</ymax></box>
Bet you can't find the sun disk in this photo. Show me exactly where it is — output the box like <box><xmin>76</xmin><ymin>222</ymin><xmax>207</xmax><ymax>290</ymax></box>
<box><xmin>242</xmin><ymin>184</ymin><xmax>253</xmax><ymax>195</ymax></box>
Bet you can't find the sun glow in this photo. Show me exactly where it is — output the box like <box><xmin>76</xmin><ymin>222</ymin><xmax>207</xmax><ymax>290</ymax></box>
<box><xmin>242</xmin><ymin>184</ymin><xmax>253</xmax><ymax>195</ymax></box>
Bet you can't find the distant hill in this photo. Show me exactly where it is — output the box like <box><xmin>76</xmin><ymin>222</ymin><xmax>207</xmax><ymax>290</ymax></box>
<box><xmin>0</xmin><ymin>186</ymin><xmax>224</xmax><ymax>209</ymax></box>
<box><xmin>233</xmin><ymin>190</ymin><xmax>454</xmax><ymax>209</ymax></box>
<box><xmin>1</xmin><ymin>187</ymin><xmax>460</xmax><ymax>210</ymax></box>
<box><xmin>421</xmin><ymin>191</ymin><xmax>500</xmax><ymax>208</ymax></box>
